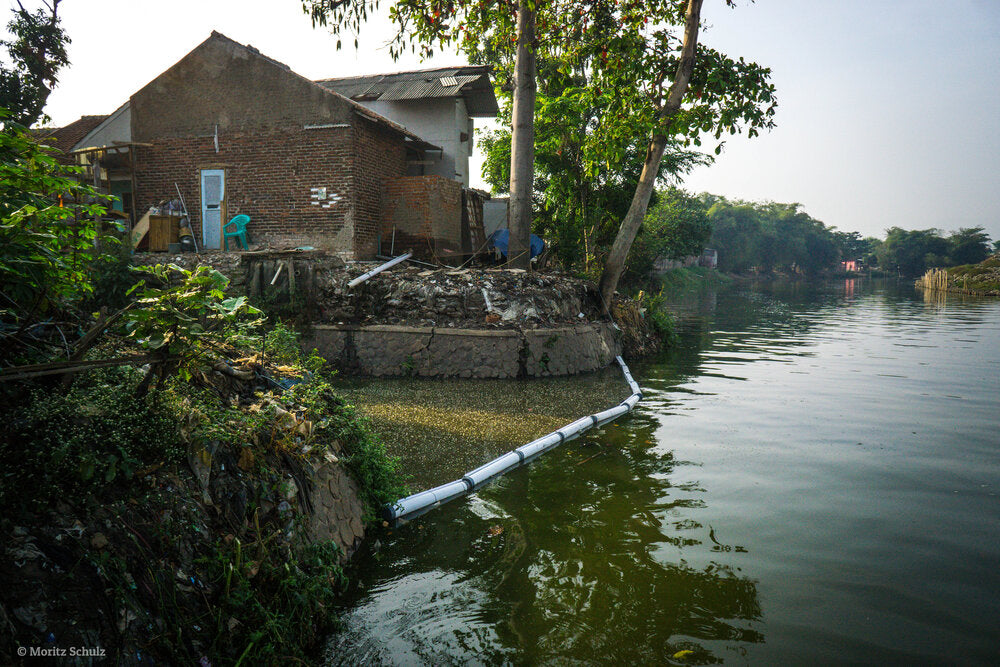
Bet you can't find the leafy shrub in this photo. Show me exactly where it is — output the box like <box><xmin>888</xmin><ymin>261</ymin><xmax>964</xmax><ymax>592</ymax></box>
<box><xmin>263</xmin><ymin>321</ymin><xmax>304</xmax><ymax>365</ymax></box>
<box><xmin>124</xmin><ymin>264</ymin><xmax>263</xmax><ymax>392</ymax></box>
<box><xmin>0</xmin><ymin>368</ymin><xmax>184</xmax><ymax>511</ymax></box>
<box><xmin>198</xmin><ymin>538</ymin><xmax>345</xmax><ymax>663</ymax></box>
<box><xmin>86</xmin><ymin>243</ymin><xmax>140</xmax><ymax>312</ymax></box>
<box><xmin>643</xmin><ymin>289</ymin><xmax>680</xmax><ymax>350</ymax></box>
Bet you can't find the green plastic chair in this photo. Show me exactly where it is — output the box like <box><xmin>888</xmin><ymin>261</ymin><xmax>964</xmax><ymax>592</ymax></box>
<box><xmin>223</xmin><ymin>214</ymin><xmax>250</xmax><ymax>251</ymax></box>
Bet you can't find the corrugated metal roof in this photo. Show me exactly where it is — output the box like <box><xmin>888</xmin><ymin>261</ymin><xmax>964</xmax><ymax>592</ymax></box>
<box><xmin>315</xmin><ymin>66</ymin><xmax>498</xmax><ymax>116</ymax></box>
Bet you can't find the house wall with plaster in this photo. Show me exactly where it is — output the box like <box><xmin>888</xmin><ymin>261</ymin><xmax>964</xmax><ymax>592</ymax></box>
<box><xmin>361</xmin><ymin>97</ymin><xmax>473</xmax><ymax>186</ymax></box>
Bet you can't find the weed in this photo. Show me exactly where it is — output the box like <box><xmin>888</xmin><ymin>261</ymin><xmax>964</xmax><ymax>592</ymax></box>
<box><xmin>643</xmin><ymin>289</ymin><xmax>681</xmax><ymax>350</ymax></box>
<box><xmin>198</xmin><ymin>536</ymin><xmax>346</xmax><ymax>664</ymax></box>
<box><xmin>401</xmin><ymin>355</ymin><xmax>416</xmax><ymax>376</ymax></box>
<box><xmin>0</xmin><ymin>367</ymin><xmax>184</xmax><ymax>512</ymax></box>
<box><xmin>263</xmin><ymin>321</ymin><xmax>302</xmax><ymax>365</ymax></box>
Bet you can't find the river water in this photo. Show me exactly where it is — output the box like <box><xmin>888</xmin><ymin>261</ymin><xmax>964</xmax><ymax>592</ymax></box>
<box><xmin>327</xmin><ymin>279</ymin><xmax>1000</xmax><ymax>665</ymax></box>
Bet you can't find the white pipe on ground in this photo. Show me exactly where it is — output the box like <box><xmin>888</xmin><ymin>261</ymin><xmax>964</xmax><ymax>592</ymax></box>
<box><xmin>347</xmin><ymin>251</ymin><xmax>413</xmax><ymax>288</ymax></box>
<box><xmin>383</xmin><ymin>355</ymin><xmax>643</xmax><ymax>523</ymax></box>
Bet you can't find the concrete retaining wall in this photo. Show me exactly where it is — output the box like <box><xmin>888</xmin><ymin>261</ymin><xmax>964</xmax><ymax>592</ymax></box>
<box><xmin>305</xmin><ymin>323</ymin><xmax>621</xmax><ymax>378</ymax></box>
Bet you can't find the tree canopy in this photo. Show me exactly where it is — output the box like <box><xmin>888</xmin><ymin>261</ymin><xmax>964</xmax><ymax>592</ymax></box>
<box><xmin>624</xmin><ymin>186</ymin><xmax>711</xmax><ymax>282</ymax></box>
<box><xmin>875</xmin><ymin>226</ymin><xmax>993</xmax><ymax>276</ymax></box>
<box><xmin>479</xmin><ymin>59</ymin><xmax>711</xmax><ymax>271</ymax></box>
<box><xmin>0</xmin><ymin>1</ymin><xmax>68</xmax><ymax>126</ymax></box>
<box><xmin>304</xmin><ymin>0</ymin><xmax>776</xmax><ymax>297</ymax></box>
<box><xmin>704</xmin><ymin>198</ymin><xmax>839</xmax><ymax>275</ymax></box>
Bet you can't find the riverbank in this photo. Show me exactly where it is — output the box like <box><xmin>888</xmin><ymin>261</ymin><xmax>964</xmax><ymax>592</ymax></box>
<box><xmin>915</xmin><ymin>255</ymin><xmax>1000</xmax><ymax>296</ymax></box>
<box><xmin>135</xmin><ymin>251</ymin><xmax>663</xmax><ymax>371</ymax></box>
<box><xmin>0</xmin><ymin>295</ymin><xmax>403</xmax><ymax>663</ymax></box>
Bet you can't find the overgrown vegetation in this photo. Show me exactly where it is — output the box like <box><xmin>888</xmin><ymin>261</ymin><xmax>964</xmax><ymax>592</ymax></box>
<box><xmin>655</xmin><ymin>265</ymin><xmax>732</xmax><ymax>292</ymax></box>
<box><xmin>1</xmin><ymin>367</ymin><xmax>184</xmax><ymax>509</ymax></box>
<box><xmin>1</xmin><ymin>216</ymin><xmax>403</xmax><ymax>664</ymax></box>
<box><xmin>931</xmin><ymin>255</ymin><xmax>1000</xmax><ymax>295</ymax></box>
<box><xmin>0</xmin><ymin>112</ymin><xmax>107</xmax><ymax>366</ymax></box>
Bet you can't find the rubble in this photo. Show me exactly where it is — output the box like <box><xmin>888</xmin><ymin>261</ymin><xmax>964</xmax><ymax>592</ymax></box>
<box><xmin>318</xmin><ymin>264</ymin><xmax>605</xmax><ymax>328</ymax></box>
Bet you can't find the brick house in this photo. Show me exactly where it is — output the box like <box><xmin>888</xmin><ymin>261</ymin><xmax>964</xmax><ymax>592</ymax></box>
<box><xmin>50</xmin><ymin>32</ymin><xmax>499</xmax><ymax>260</ymax></box>
<box><xmin>129</xmin><ymin>32</ymin><xmax>442</xmax><ymax>258</ymax></box>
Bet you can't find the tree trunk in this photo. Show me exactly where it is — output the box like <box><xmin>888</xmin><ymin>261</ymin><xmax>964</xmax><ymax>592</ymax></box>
<box><xmin>597</xmin><ymin>0</ymin><xmax>704</xmax><ymax>310</ymax></box>
<box><xmin>597</xmin><ymin>135</ymin><xmax>669</xmax><ymax>309</ymax></box>
<box><xmin>507</xmin><ymin>0</ymin><xmax>537</xmax><ymax>270</ymax></box>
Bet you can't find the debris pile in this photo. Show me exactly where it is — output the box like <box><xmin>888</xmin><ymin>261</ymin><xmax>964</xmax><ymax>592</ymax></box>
<box><xmin>319</xmin><ymin>264</ymin><xmax>606</xmax><ymax>328</ymax></box>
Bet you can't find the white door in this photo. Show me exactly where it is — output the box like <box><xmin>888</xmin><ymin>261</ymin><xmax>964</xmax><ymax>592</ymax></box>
<box><xmin>201</xmin><ymin>169</ymin><xmax>225</xmax><ymax>249</ymax></box>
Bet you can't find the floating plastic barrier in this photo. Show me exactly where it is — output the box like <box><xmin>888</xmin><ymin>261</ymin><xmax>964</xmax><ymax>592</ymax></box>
<box><xmin>383</xmin><ymin>356</ymin><xmax>643</xmax><ymax>523</ymax></box>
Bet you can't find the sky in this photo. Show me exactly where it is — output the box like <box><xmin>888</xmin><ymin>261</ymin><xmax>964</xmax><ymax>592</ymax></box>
<box><xmin>26</xmin><ymin>0</ymin><xmax>1000</xmax><ymax>242</ymax></box>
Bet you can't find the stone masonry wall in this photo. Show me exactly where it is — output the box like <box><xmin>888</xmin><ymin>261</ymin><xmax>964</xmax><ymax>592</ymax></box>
<box><xmin>304</xmin><ymin>323</ymin><xmax>621</xmax><ymax>378</ymax></box>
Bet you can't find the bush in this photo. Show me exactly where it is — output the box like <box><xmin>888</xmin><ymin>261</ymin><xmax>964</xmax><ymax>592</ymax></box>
<box><xmin>642</xmin><ymin>289</ymin><xmax>680</xmax><ymax>350</ymax></box>
<box><xmin>195</xmin><ymin>538</ymin><xmax>346</xmax><ymax>663</ymax></box>
<box><xmin>263</xmin><ymin>321</ymin><xmax>304</xmax><ymax>365</ymax></box>
<box><xmin>0</xmin><ymin>114</ymin><xmax>108</xmax><ymax>334</ymax></box>
<box><xmin>86</xmin><ymin>243</ymin><xmax>140</xmax><ymax>312</ymax></box>
<box><xmin>0</xmin><ymin>368</ymin><xmax>184</xmax><ymax>511</ymax></box>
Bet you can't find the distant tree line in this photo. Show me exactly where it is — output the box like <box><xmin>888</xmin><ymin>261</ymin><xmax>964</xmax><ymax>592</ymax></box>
<box><xmin>873</xmin><ymin>227</ymin><xmax>995</xmax><ymax>277</ymax></box>
<box><xmin>672</xmin><ymin>197</ymin><xmax>994</xmax><ymax>279</ymax></box>
<box><xmin>701</xmin><ymin>196</ymin><xmax>840</xmax><ymax>275</ymax></box>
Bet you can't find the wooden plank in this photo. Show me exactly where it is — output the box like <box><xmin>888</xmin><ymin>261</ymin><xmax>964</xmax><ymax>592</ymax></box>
<box><xmin>130</xmin><ymin>208</ymin><xmax>152</xmax><ymax>248</ymax></box>
<box><xmin>148</xmin><ymin>215</ymin><xmax>180</xmax><ymax>251</ymax></box>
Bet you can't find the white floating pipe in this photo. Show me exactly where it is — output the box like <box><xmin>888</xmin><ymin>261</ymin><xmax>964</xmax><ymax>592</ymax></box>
<box><xmin>383</xmin><ymin>355</ymin><xmax>644</xmax><ymax>523</ymax></box>
<box><xmin>347</xmin><ymin>251</ymin><xmax>413</xmax><ymax>288</ymax></box>
<box><xmin>516</xmin><ymin>432</ymin><xmax>564</xmax><ymax>464</ymax></box>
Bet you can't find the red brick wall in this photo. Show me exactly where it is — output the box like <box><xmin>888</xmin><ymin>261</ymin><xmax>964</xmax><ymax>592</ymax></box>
<box><xmin>382</xmin><ymin>175</ymin><xmax>464</xmax><ymax>261</ymax></box>
<box><xmin>353</xmin><ymin>117</ymin><xmax>406</xmax><ymax>258</ymax></box>
<box><xmin>133</xmin><ymin>126</ymin><xmax>358</xmax><ymax>255</ymax></box>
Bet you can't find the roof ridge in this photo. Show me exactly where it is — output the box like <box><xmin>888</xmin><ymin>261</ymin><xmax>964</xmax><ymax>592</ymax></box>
<box><xmin>206</xmin><ymin>31</ymin><xmax>426</xmax><ymax>142</ymax></box>
<box><xmin>314</xmin><ymin>64</ymin><xmax>489</xmax><ymax>84</ymax></box>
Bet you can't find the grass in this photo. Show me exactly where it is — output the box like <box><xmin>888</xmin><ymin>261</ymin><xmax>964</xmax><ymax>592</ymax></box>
<box><xmin>654</xmin><ymin>266</ymin><xmax>733</xmax><ymax>292</ymax></box>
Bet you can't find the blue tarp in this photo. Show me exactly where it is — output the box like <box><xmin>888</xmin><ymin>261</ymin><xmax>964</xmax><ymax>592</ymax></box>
<box><xmin>487</xmin><ymin>229</ymin><xmax>545</xmax><ymax>259</ymax></box>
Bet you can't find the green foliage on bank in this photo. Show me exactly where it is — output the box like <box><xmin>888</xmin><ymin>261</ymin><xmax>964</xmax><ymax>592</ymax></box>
<box><xmin>1</xmin><ymin>368</ymin><xmax>184</xmax><ymax>509</ymax></box>
<box><xmin>641</xmin><ymin>290</ymin><xmax>680</xmax><ymax>350</ymax></box>
<box><xmin>655</xmin><ymin>266</ymin><xmax>733</xmax><ymax>292</ymax></box>
<box><xmin>623</xmin><ymin>188</ymin><xmax>712</xmax><ymax>285</ymax></box>
<box><xmin>0</xmin><ymin>234</ymin><xmax>404</xmax><ymax>663</ymax></box>
<box><xmin>876</xmin><ymin>226</ymin><xmax>993</xmax><ymax>277</ymax></box>
<box><xmin>1</xmin><ymin>113</ymin><xmax>109</xmax><ymax>356</ymax></box>
<box><xmin>943</xmin><ymin>255</ymin><xmax>1000</xmax><ymax>293</ymax></box>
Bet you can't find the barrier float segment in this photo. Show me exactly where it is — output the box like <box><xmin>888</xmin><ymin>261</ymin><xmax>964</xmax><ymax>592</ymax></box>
<box><xmin>383</xmin><ymin>356</ymin><xmax>642</xmax><ymax>523</ymax></box>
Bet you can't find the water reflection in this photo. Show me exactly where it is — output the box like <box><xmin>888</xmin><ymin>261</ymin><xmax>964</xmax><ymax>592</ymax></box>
<box><xmin>329</xmin><ymin>413</ymin><xmax>763</xmax><ymax>665</ymax></box>
<box><xmin>329</xmin><ymin>278</ymin><xmax>1000</xmax><ymax>664</ymax></box>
